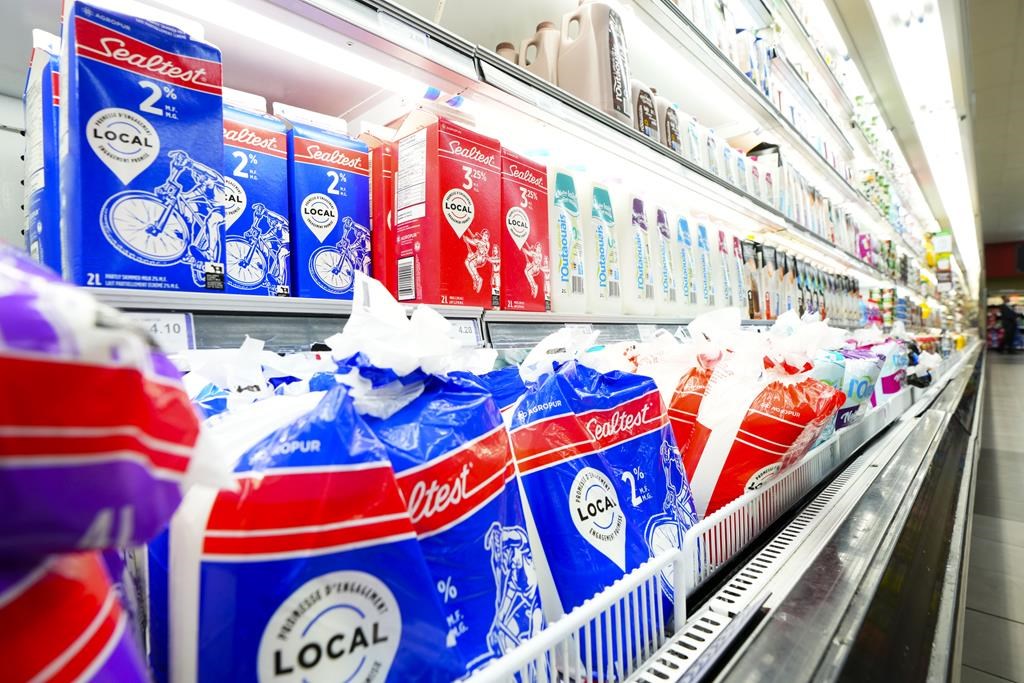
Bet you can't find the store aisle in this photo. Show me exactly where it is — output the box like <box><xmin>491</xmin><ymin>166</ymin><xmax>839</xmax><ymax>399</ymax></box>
<box><xmin>963</xmin><ymin>353</ymin><xmax>1024</xmax><ymax>682</ymax></box>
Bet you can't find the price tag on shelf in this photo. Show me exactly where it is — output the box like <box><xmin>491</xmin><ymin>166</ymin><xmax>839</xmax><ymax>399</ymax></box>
<box><xmin>450</xmin><ymin>319</ymin><xmax>482</xmax><ymax>348</ymax></box>
<box><xmin>377</xmin><ymin>10</ymin><xmax>429</xmax><ymax>53</ymax></box>
<box><xmin>564</xmin><ymin>323</ymin><xmax>593</xmax><ymax>334</ymax></box>
<box><xmin>125</xmin><ymin>312</ymin><xmax>195</xmax><ymax>353</ymax></box>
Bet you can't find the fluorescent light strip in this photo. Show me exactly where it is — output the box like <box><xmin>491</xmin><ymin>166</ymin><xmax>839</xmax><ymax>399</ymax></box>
<box><xmin>146</xmin><ymin>0</ymin><xmax>431</xmax><ymax>99</ymax></box>
<box><xmin>866</xmin><ymin>0</ymin><xmax>980</xmax><ymax>297</ymax></box>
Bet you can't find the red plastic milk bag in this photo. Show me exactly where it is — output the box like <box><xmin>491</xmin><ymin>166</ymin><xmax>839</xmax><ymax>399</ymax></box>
<box><xmin>0</xmin><ymin>245</ymin><xmax>207</xmax><ymax>558</ymax></box>
<box><xmin>681</xmin><ymin>330</ymin><xmax>843</xmax><ymax>518</ymax></box>
<box><xmin>0</xmin><ymin>552</ymin><xmax>150</xmax><ymax>682</ymax></box>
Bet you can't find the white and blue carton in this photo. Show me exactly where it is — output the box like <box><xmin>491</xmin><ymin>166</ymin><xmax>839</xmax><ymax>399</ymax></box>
<box><xmin>60</xmin><ymin>0</ymin><xmax>226</xmax><ymax>292</ymax></box>
<box><xmin>223</xmin><ymin>95</ymin><xmax>290</xmax><ymax>296</ymax></box>
<box><xmin>23</xmin><ymin>30</ymin><xmax>61</xmax><ymax>274</ymax></box>
<box><xmin>273</xmin><ymin>103</ymin><xmax>370</xmax><ymax>300</ymax></box>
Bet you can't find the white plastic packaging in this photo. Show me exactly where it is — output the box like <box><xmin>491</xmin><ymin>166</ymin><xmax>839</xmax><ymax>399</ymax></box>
<box><xmin>585</xmin><ymin>183</ymin><xmax>624</xmax><ymax>314</ymax></box>
<box><xmin>617</xmin><ymin>193</ymin><xmax>656</xmax><ymax>315</ymax></box>
<box><xmin>549</xmin><ymin>168</ymin><xmax>588</xmax><ymax>312</ymax></box>
<box><xmin>653</xmin><ymin>205</ymin><xmax>680</xmax><ymax>316</ymax></box>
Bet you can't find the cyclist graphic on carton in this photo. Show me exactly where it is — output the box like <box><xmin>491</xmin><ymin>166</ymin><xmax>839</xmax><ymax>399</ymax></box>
<box><xmin>464</xmin><ymin>229</ymin><xmax>492</xmax><ymax>293</ymax></box>
<box><xmin>307</xmin><ymin>215</ymin><xmax>370</xmax><ymax>295</ymax></box>
<box><xmin>100</xmin><ymin>150</ymin><xmax>225</xmax><ymax>287</ymax></box>
<box><xmin>224</xmin><ymin>202</ymin><xmax>291</xmax><ymax>295</ymax></box>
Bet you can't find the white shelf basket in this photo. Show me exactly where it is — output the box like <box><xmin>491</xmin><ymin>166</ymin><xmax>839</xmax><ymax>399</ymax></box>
<box><xmin>466</xmin><ymin>388</ymin><xmax>917</xmax><ymax>682</ymax></box>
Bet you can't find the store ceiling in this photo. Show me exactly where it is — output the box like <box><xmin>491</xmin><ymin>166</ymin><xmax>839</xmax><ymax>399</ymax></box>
<box><xmin>968</xmin><ymin>0</ymin><xmax>1024</xmax><ymax>245</ymax></box>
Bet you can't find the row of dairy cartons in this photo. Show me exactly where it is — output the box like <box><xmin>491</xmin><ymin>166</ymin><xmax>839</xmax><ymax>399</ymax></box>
<box><xmin>547</xmin><ymin>168</ymin><xmax>749</xmax><ymax>317</ymax></box>
<box><xmin>30</xmin><ymin>1</ymin><xmax>381</xmax><ymax>299</ymax></box>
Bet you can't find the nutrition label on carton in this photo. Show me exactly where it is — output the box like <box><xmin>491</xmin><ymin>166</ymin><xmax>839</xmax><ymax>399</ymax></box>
<box><xmin>396</xmin><ymin>128</ymin><xmax>427</xmax><ymax>222</ymax></box>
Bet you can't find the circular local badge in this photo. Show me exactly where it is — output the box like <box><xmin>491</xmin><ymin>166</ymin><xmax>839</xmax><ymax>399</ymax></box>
<box><xmin>300</xmin><ymin>193</ymin><xmax>339</xmax><ymax>242</ymax></box>
<box><xmin>570</xmin><ymin>467</ymin><xmax>626</xmax><ymax>570</ymax></box>
<box><xmin>442</xmin><ymin>188</ymin><xmax>474</xmax><ymax>237</ymax></box>
<box><xmin>85</xmin><ymin>107</ymin><xmax>160</xmax><ymax>185</ymax></box>
<box><xmin>505</xmin><ymin>206</ymin><xmax>531</xmax><ymax>249</ymax></box>
<box><xmin>223</xmin><ymin>176</ymin><xmax>247</xmax><ymax>228</ymax></box>
<box><xmin>257</xmin><ymin>570</ymin><xmax>401</xmax><ymax>683</ymax></box>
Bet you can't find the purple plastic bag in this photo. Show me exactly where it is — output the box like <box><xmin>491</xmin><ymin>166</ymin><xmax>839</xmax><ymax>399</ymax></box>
<box><xmin>0</xmin><ymin>245</ymin><xmax>204</xmax><ymax>557</ymax></box>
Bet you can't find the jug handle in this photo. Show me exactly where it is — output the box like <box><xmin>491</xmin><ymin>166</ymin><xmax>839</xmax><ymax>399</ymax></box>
<box><xmin>561</xmin><ymin>8</ymin><xmax>584</xmax><ymax>46</ymax></box>
<box><xmin>520</xmin><ymin>36</ymin><xmax>541</xmax><ymax>66</ymax></box>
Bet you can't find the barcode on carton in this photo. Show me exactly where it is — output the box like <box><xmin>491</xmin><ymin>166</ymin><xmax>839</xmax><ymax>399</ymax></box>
<box><xmin>398</xmin><ymin>257</ymin><xmax>416</xmax><ymax>301</ymax></box>
<box><xmin>609</xmin><ymin>281</ymin><xmax>621</xmax><ymax>298</ymax></box>
<box><xmin>571</xmin><ymin>275</ymin><xmax>584</xmax><ymax>295</ymax></box>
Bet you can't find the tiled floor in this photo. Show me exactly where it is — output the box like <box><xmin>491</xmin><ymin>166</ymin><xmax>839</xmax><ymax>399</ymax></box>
<box><xmin>964</xmin><ymin>352</ymin><xmax>1024</xmax><ymax>682</ymax></box>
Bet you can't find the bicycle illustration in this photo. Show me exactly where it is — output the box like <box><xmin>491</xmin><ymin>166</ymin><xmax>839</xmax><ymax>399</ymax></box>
<box><xmin>307</xmin><ymin>216</ymin><xmax>370</xmax><ymax>294</ymax></box>
<box><xmin>479</xmin><ymin>522</ymin><xmax>545</xmax><ymax>680</ymax></box>
<box><xmin>224</xmin><ymin>203</ymin><xmax>290</xmax><ymax>294</ymax></box>
<box><xmin>645</xmin><ymin>441</ymin><xmax>699</xmax><ymax>599</ymax></box>
<box><xmin>99</xmin><ymin>150</ymin><xmax>224</xmax><ymax>286</ymax></box>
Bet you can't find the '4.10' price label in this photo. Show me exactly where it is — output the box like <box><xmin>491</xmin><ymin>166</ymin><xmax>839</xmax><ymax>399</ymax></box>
<box><xmin>125</xmin><ymin>312</ymin><xmax>195</xmax><ymax>353</ymax></box>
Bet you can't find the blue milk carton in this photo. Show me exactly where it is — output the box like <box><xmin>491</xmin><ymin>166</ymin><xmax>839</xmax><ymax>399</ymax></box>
<box><xmin>60</xmin><ymin>1</ymin><xmax>225</xmax><ymax>292</ymax></box>
<box><xmin>23</xmin><ymin>30</ymin><xmax>61</xmax><ymax>273</ymax></box>
<box><xmin>222</xmin><ymin>94</ymin><xmax>291</xmax><ymax>295</ymax></box>
<box><xmin>273</xmin><ymin>103</ymin><xmax>370</xmax><ymax>300</ymax></box>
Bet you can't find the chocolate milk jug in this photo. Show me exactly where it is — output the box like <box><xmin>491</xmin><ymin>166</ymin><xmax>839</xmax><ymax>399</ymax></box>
<box><xmin>558</xmin><ymin>1</ymin><xmax>632</xmax><ymax>126</ymax></box>
<box><xmin>521</xmin><ymin>21</ymin><xmax>560</xmax><ymax>84</ymax></box>
<box><xmin>631</xmin><ymin>78</ymin><xmax>659</xmax><ymax>141</ymax></box>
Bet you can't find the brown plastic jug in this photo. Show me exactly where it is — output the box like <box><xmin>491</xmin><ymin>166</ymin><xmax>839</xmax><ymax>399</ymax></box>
<box><xmin>495</xmin><ymin>41</ymin><xmax>519</xmax><ymax>64</ymax></box>
<box><xmin>557</xmin><ymin>1</ymin><xmax>633</xmax><ymax>126</ymax></box>
<box><xmin>520</xmin><ymin>21</ymin><xmax>560</xmax><ymax>84</ymax></box>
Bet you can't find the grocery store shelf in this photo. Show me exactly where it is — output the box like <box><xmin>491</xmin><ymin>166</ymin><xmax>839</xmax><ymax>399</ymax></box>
<box><xmin>633</xmin><ymin>0</ymin><xmax>922</xmax><ymax>263</ymax></box>
<box><xmin>474</xmin><ymin>46</ymin><xmax>896</xmax><ymax>288</ymax></box>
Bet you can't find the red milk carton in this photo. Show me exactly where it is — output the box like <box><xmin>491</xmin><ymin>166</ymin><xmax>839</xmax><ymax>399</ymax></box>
<box><xmin>500</xmin><ymin>149</ymin><xmax>549</xmax><ymax>312</ymax></box>
<box><xmin>358</xmin><ymin>124</ymin><xmax>397</xmax><ymax>295</ymax></box>
<box><xmin>392</xmin><ymin>111</ymin><xmax>501</xmax><ymax>307</ymax></box>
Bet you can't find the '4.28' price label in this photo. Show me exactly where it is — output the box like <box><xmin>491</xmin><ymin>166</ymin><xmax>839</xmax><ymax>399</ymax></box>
<box><xmin>125</xmin><ymin>312</ymin><xmax>195</xmax><ymax>353</ymax></box>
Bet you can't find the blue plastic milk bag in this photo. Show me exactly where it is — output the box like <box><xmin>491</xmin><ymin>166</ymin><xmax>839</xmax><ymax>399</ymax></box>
<box><xmin>509</xmin><ymin>361</ymin><xmax>698</xmax><ymax>617</ymax></box>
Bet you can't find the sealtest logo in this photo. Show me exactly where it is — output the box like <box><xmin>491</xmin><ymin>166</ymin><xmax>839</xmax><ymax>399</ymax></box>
<box><xmin>95</xmin><ymin>36</ymin><xmax>211</xmax><ymax>86</ymax></box>
<box><xmin>570</xmin><ymin>467</ymin><xmax>626</xmax><ymax>570</ymax></box>
<box><xmin>406</xmin><ymin>463</ymin><xmax>473</xmax><ymax>525</ymax></box>
<box><xmin>586</xmin><ymin>403</ymin><xmax>652</xmax><ymax>442</ymax></box>
<box><xmin>447</xmin><ymin>139</ymin><xmax>496</xmax><ymax>166</ymax></box>
<box><xmin>305</xmin><ymin>144</ymin><xmax>366</xmax><ymax>171</ymax></box>
<box><xmin>506</xmin><ymin>163</ymin><xmax>544</xmax><ymax>187</ymax></box>
<box><xmin>258</xmin><ymin>570</ymin><xmax>400</xmax><ymax>683</ymax></box>
<box><xmin>225</xmin><ymin>126</ymin><xmax>282</xmax><ymax>152</ymax></box>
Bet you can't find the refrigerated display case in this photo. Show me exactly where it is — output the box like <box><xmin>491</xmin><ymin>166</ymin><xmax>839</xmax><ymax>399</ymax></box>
<box><xmin>0</xmin><ymin>0</ymin><xmax>985</xmax><ymax>681</ymax></box>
